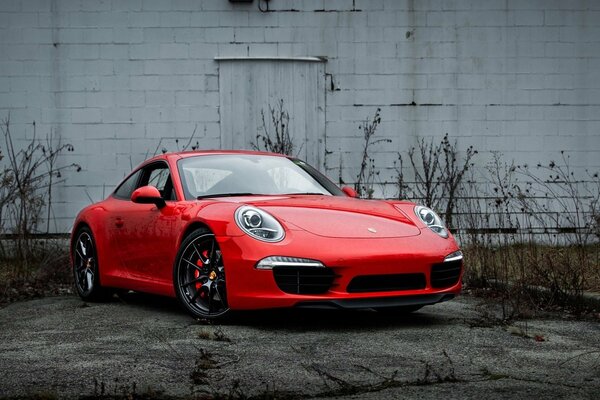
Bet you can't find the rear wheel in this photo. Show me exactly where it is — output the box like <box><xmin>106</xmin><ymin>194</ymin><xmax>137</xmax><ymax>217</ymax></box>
<box><xmin>174</xmin><ymin>229</ymin><xmax>229</xmax><ymax>319</ymax></box>
<box><xmin>72</xmin><ymin>227</ymin><xmax>111</xmax><ymax>301</ymax></box>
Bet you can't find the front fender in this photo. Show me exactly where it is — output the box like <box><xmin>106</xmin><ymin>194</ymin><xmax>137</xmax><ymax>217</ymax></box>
<box><xmin>175</xmin><ymin>201</ymin><xmax>246</xmax><ymax>249</ymax></box>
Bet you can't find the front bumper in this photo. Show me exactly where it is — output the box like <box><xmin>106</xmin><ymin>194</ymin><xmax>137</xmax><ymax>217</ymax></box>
<box><xmin>217</xmin><ymin>228</ymin><xmax>462</xmax><ymax>310</ymax></box>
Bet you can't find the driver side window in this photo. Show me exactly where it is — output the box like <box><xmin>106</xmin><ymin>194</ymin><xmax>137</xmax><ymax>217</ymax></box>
<box><xmin>138</xmin><ymin>163</ymin><xmax>176</xmax><ymax>201</ymax></box>
<box><xmin>114</xmin><ymin>170</ymin><xmax>141</xmax><ymax>200</ymax></box>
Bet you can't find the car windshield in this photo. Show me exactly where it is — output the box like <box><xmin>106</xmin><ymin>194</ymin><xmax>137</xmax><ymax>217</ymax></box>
<box><xmin>177</xmin><ymin>154</ymin><xmax>344</xmax><ymax>200</ymax></box>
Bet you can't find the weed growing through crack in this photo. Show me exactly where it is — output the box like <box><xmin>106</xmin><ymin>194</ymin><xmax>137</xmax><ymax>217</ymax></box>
<box><xmin>459</xmin><ymin>152</ymin><xmax>600</xmax><ymax>317</ymax></box>
<box><xmin>0</xmin><ymin>117</ymin><xmax>79</xmax><ymax>269</ymax></box>
<box><xmin>418</xmin><ymin>351</ymin><xmax>460</xmax><ymax>385</ymax></box>
<box><xmin>190</xmin><ymin>349</ymin><xmax>219</xmax><ymax>385</ymax></box>
<box><xmin>0</xmin><ymin>116</ymin><xmax>80</xmax><ymax>304</ymax></box>
<box><xmin>87</xmin><ymin>377</ymin><xmax>169</xmax><ymax>400</ymax></box>
<box><xmin>197</xmin><ymin>327</ymin><xmax>231</xmax><ymax>342</ymax></box>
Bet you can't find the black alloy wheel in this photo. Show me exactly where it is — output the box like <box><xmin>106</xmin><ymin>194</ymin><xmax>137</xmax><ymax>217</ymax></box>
<box><xmin>73</xmin><ymin>227</ymin><xmax>110</xmax><ymax>301</ymax></box>
<box><xmin>174</xmin><ymin>229</ymin><xmax>229</xmax><ymax>319</ymax></box>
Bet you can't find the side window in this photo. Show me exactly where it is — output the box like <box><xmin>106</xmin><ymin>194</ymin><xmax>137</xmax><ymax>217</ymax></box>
<box><xmin>148</xmin><ymin>168</ymin><xmax>169</xmax><ymax>191</ymax></box>
<box><xmin>113</xmin><ymin>170</ymin><xmax>141</xmax><ymax>200</ymax></box>
<box><xmin>138</xmin><ymin>163</ymin><xmax>176</xmax><ymax>201</ymax></box>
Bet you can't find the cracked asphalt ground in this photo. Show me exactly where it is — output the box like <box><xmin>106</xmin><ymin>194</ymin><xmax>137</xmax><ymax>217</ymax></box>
<box><xmin>0</xmin><ymin>294</ymin><xmax>598</xmax><ymax>399</ymax></box>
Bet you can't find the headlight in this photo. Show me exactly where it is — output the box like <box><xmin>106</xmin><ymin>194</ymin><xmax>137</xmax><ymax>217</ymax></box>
<box><xmin>235</xmin><ymin>206</ymin><xmax>285</xmax><ymax>242</ymax></box>
<box><xmin>414</xmin><ymin>205</ymin><xmax>449</xmax><ymax>238</ymax></box>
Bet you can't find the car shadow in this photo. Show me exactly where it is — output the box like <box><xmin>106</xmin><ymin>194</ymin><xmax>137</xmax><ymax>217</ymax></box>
<box><xmin>113</xmin><ymin>291</ymin><xmax>182</xmax><ymax>313</ymax></box>
<box><xmin>114</xmin><ymin>291</ymin><xmax>452</xmax><ymax>331</ymax></box>
<box><xmin>227</xmin><ymin>307</ymin><xmax>448</xmax><ymax>332</ymax></box>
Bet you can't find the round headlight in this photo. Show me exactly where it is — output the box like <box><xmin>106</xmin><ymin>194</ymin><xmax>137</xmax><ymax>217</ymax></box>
<box><xmin>243</xmin><ymin>209</ymin><xmax>262</xmax><ymax>228</ymax></box>
<box><xmin>235</xmin><ymin>206</ymin><xmax>285</xmax><ymax>242</ymax></box>
<box><xmin>415</xmin><ymin>205</ymin><xmax>449</xmax><ymax>238</ymax></box>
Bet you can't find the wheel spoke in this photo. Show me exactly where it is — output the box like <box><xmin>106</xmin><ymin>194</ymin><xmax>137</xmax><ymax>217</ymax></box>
<box><xmin>79</xmin><ymin>240</ymin><xmax>87</xmax><ymax>257</ymax></box>
<box><xmin>208</xmin><ymin>239</ymin><xmax>215</xmax><ymax>266</ymax></box>
<box><xmin>75</xmin><ymin>249</ymin><xmax>85</xmax><ymax>261</ymax></box>
<box><xmin>214</xmin><ymin>281</ymin><xmax>227</xmax><ymax>308</ymax></box>
<box><xmin>207</xmin><ymin>280</ymin><xmax>215</xmax><ymax>313</ymax></box>
<box><xmin>85</xmin><ymin>270</ymin><xmax>94</xmax><ymax>291</ymax></box>
<box><xmin>77</xmin><ymin>269</ymin><xmax>87</xmax><ymax>286</ymax></box>
<box><xmin>182</xmin><ymin>276</ymin><xmax>207</xmax><ymax>287</ymax></box>
<box><xmin>189</xmin><ymin>288</ymin><xmax>203</xmax><ymax>303</ymax></box>
<box><xmin>210</xmin><ymin>248</ymin><xmax>221</xmax><ymax>269</ymax></box>
<box><xmin>182</xmin><ymin>257</ymin><xmax>203</xmax><ymax>272</ymax></box>
<box><xmin>192</xmin><ymin>242</ymin><xmax>203</xmax><ymax>262</ymax></box>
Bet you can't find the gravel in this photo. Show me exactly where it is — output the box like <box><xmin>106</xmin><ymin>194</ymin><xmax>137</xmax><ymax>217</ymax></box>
<box><xmin>0</xmin><ymin>293</ymin><xmax>598</xmax><ymax>399</ymax></box>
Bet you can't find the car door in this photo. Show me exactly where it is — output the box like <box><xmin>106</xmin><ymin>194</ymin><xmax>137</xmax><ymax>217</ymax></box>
<box><xmin>111</xmin><ymin>161</ymin><xmax>179</xmax><ymax>286</ymax></box>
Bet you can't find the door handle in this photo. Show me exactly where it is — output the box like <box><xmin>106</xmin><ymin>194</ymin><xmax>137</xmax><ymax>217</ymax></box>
<box><xmin>115</xmin><ymin>217</ymin><xmax>124</xmax><ymax>228</ymax></box>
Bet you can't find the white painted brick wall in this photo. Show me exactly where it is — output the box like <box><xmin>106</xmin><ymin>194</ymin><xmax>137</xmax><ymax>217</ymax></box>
<box><xmin>1</xmin><ymin>0</ymin><xmax>599</xmax><ymax>231</ymax></box>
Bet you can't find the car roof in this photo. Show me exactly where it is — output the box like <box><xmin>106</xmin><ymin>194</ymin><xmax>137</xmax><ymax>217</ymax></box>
<box><xmin>146</xmin><ymin>150</ymin><xmax>291</xmax><ymax>164</ymax></box>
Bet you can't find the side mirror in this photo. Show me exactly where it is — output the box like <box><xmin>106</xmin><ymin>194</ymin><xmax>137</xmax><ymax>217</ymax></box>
<box><xmin>131</xmin><ymin>186</ymin><xmax>166</xmax><ymax>209</ymax></box>
<box><xmin>342</xmin><ymin>186</ymin><xmax>358</xmax><ymax>198</ymax></box>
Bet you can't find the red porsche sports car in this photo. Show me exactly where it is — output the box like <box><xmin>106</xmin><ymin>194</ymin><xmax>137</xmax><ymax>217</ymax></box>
<box><xmin>71</xmin><ymin>151</ymin><xmax>463</xmax><ymax>319</ymax></box>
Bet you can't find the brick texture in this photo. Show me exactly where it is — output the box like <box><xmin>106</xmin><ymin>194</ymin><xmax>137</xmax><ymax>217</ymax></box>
<box><xmin>0</xmin><ymin>0</ymin><xmax>599</xmax><ymax>231</ymax></box>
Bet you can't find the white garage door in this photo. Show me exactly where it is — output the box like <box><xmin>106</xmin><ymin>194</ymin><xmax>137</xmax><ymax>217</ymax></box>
<box><xmin>217</xmin><ymin>57</ymin><xmax>326</xmax><ymax>169</ymax></box>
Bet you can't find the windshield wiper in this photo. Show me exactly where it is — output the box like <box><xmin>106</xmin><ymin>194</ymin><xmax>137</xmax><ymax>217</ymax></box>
<box><xmin>197</xmin><ymin>192</ymin><xmax>257</xmax><ymax>199</ymax></box>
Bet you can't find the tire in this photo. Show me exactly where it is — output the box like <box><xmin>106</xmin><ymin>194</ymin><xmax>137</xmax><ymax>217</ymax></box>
<box><xmin>72</xmin><ymin>227</ymin><xmax>112</xmax><ymax>302</ymax></box>
<box><xmin>173</xmin><ymin>228</ymin><xmax>229</xmax><ymax>319</ymax></box>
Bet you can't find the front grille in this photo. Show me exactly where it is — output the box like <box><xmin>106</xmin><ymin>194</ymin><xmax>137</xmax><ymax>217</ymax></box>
<box><xmin>431</xmin><ymin>260</ymin><xmax>462</xmax><ymax>288</ymax></box>
<box><xmin>272</xmin><ymin>266</ymin><xmax>335</xmax><ymax>295</ymax></box>
<box><xmin>347</xmin><ymin>273</ymin><xmax>426</xmax><ymax>293</ymax></box>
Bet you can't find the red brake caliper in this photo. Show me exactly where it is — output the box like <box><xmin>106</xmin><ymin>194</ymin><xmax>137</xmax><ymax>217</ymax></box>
<box><xmin>195</xmin><ymin>249</ymin><xmax>211</xmax><ymax>297</ymax></box>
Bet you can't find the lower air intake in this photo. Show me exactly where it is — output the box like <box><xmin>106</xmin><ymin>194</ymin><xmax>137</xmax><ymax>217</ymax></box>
<box><xmin>431</xmin><ymin>260</ymin><xmax>462</xmax><ymax>288</ymax></box>
<box><xmin>347</xmin><ymin>273</ymin><xmax>426</xmax><ymax>293</ymax></box>
<box><xmin>272</xmin><ymin>266</ymin><xmax>335</xmax><ymax>295</ymax></box>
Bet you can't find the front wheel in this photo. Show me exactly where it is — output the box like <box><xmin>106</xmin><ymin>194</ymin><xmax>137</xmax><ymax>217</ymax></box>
<box><xmin>173</xmin><ymin>229</ymin><xmax>229</xmax><ymax>319</ymax></box>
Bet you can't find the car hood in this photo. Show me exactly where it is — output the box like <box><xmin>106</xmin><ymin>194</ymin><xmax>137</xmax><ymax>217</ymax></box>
<box><xmin>223</xmin><ymin>195</ymin><xmax>421</xmax><ymax>239</ymax></box>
